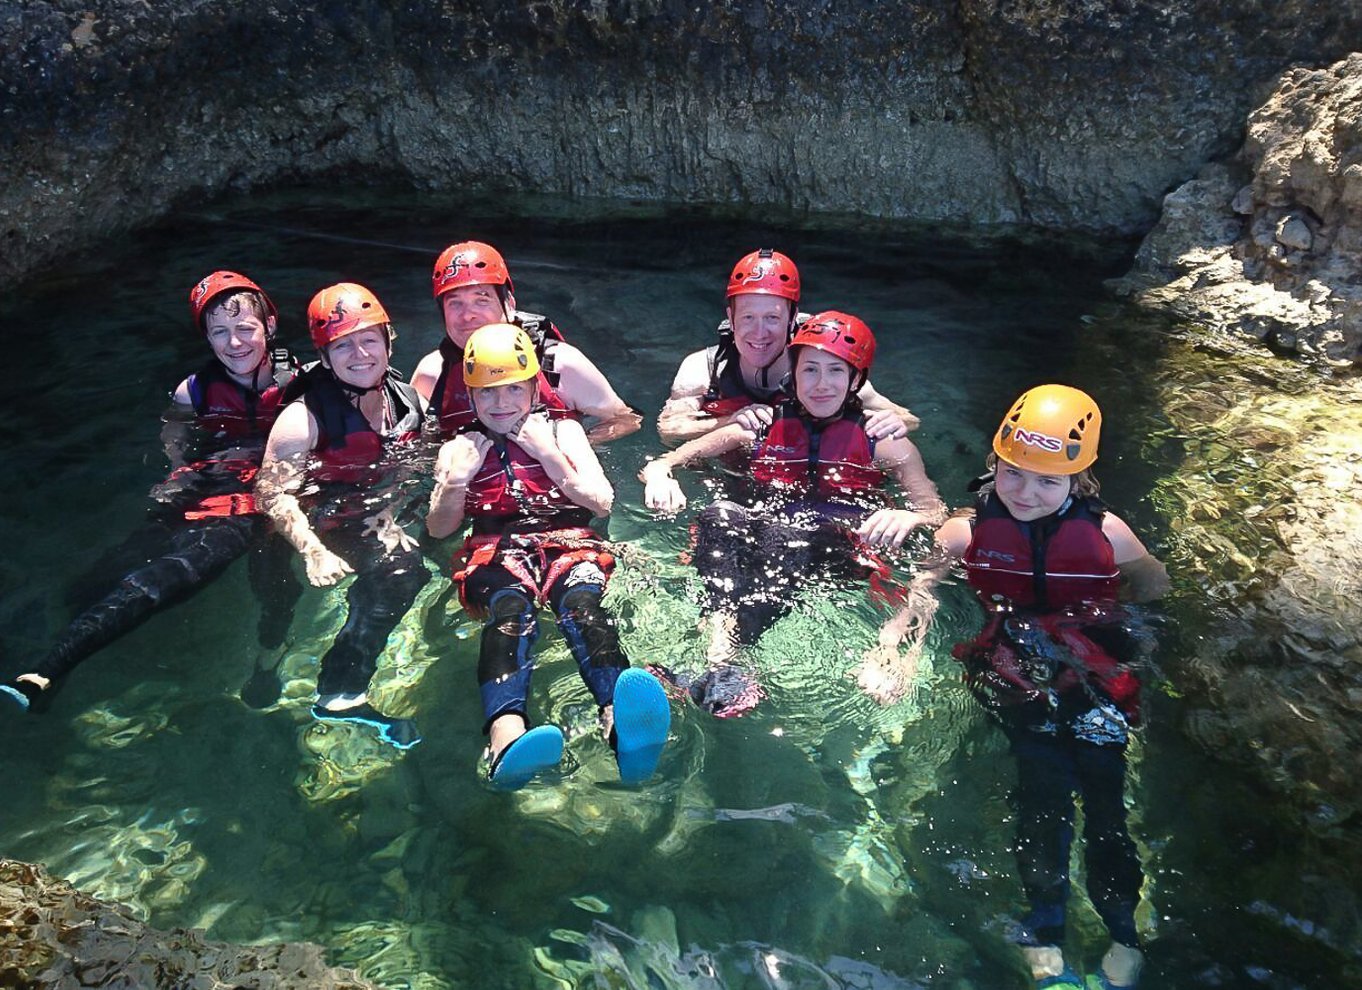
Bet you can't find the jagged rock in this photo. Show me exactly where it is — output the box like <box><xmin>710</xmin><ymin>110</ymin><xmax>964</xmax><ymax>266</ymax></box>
<box><xmin>0</xmin><ymin>860</ymin><xmax>378</xmax><ymax>989</ymax></box>
<box><xmin>1114</xmin><ymin>53</ymin><xmax>1362</xmax><ymax>367</ymax></box>
<box><xmin>2</xmin><ymin>1</ymin><xmax>1360</xmax><ymax>287</ymax></box>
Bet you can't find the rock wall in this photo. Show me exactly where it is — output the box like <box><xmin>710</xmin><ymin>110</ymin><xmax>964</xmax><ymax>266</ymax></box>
<box><xmin>3</xmin><ymin>0</ymin><xmax>1359</xmax><ymax>287</ymax></box>
<box><xmin>1113</xmin><ymin>54</ymin><xmax>1362</xmax><ymax>368</ymax></box>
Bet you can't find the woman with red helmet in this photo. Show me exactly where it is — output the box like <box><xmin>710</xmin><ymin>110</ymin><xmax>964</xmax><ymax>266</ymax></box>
<box><xmin>657</xmin><ymin>248</ymin><xmax>920</xmax><ymax>445</ymax></box>
<box><xmin>866</xmin><ymin>384</ymin><xmax>1170</xmax><ymax>990</ymax></box>
<box><xmin>256</xmin><ymin>283</ymin><xmax>431</xmax><ymax>748</ymax></box>
<box><xmin>410</xmin><ymin>239</ymin><xmax>641</xmax><ymax>443</ymax></box>
<box><xmin>640</xmin><ymin>310</ymin><xmax>945</xmax><ymax>708</ymax></box>
<box><xmin>2</xmin><ymin>271</ymin><xmax>304</xmax><ymax>714</ymax></box>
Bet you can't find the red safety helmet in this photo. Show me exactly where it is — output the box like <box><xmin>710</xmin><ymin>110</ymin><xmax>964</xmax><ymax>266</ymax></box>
<box><xmin>726</xmin><ymin>248</ymin><xmax>800</xmax><ymax>303</ymax></box>
<box><xmin>188</xmin><ymin>270</ymin><xmax>277</xmax><ymax>329</ymax></box>
<box><xmin>790</xmin><ymin>311</ymin><xmax>876</xmax><ymax>376</ymax></box>
<box><xmin>307</xmin><ymin>283</ymin><xmax>392</xmax><ymax>350</ymax></box>
<box><xmin>432</xmin><ymin>241</ymin><xmax>514</xmax><ymax>300</ymax></box>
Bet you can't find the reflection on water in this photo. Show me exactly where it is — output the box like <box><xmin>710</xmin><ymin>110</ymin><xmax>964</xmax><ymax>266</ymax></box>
<box><xmin>0</xmin><ymin>188</ymin><xmax>1355</xmax><ymax>988</ymax></box>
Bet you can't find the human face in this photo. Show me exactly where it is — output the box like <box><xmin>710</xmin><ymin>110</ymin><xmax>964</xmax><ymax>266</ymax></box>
<box><xmin>324</xmin><ymin>328</ymin><xmax>390</xmax><ymax>390</ymax></box>
<box><xmin>441</xmin><ymin>284</ymin><xmax>508</xmax><ymax>347</ymax></box>
<box><xmin>204</xmin><ymin>299</ymin><xmax>269</xmax><ymax>379</ymax></box>
<box><xmin>793</xmin><ymin>347</ymin><xmax>855</xmax><ymax>419</ymax></box>
<box><xmin>728</xmin><ymin>294</ymin><xmax>790</xmax><ymax>370</ymax></box>
<box><xmin>993</xmin><ymin>462</ymin><xmax>1073</xmax><ymax>522</ymax></box>
<box><xmin>471</xmin><ymin>380</ymin><xmax>534</xmax><ymax>435</ymax></box>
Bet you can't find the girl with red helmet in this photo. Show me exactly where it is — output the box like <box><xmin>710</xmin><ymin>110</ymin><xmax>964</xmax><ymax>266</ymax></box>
<box><xmin>866</xmin><ymin>385</ymin><xmax>1170</xmax><ymax>990</ymax></box>
<box><xmin>256</xmin><ymin>283</ymin><xmax>430</xmax><ymax>748</ymax></box>
<box><xmin>410</xmin><ymin>240</ymin><xmax>641</xmax><ymax>443</ymax></box>
<box><xmin>1</xmin><ymin>271</ymin><xmax>305</xmax><ymax>715</ymax></box>
<box><xmin>641</xmin><ymin>310</ymin><xmax>946</xmax><ymax>697</ymax></box>
<box><xmin>657</xmin><ymin>248</ymin><xmax>920</xmax><ymax>446</ymax></box>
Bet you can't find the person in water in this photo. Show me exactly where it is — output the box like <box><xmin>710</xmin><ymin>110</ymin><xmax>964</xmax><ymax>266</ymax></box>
<box><xmin>255</xmin><ymin>282</ymin><xmax>431</xmax><ymax>749</ymax></box>
<box><xmin>642</xmin><ymin>311</ymin><xmax>946</xmax><ymax>705</ymax></box>
<box><xmin>411</xmin><ymin>240</ymin><xmax>641</xmax><ymax>443</ymax></box>
<box><xmin>426</xmin><ymin>322</ymin><xmax>670</xmax><ymax>789</ymax></box>
<box><xmin>873</xmin><ymin>384</ymin><xmax>1170</xmax><ymax>990</ymax></box>
<box><xmin>656</xmin><ymin>248</ymin><xmax>919</xmax><ymax>445</ymax></box>
<box><xmin>2</xmin><ymin>271</ymin><xmax>303</xmax><ymax>713</ymax></box>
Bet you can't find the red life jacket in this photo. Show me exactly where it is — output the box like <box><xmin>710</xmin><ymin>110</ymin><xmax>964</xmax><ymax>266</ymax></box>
<box><xmin>428</xmin><ymin>312</ymin><xmax>575</xmax><ymax>437</ymax></box>
<box><xmin>750</xmin><ymin>403</ymin><xmax>883</xmax><ymax>500</ymax></box>
<box><xmin>955</xmin><ymin>490</ymin><xmax>1139</xmax><ymax>723</ymax></box>
<box><xmin>461</xmin><ymin>430</ymin><xmax>593</xmax><ymax>534</ymax></box>
<box><xmin>302</xmin><ymin>371</ymin><xmax>424</xmax><ymax>486</ymax></box>
<box><xmin>962</xmin><ymin>491</ymin><xmax>1120</xmax><ymax>611</ymax></box>
<box><xmin>186</xmin><ymin>349</ymin><xmax>299</xmax><ymax>438</ymax></box>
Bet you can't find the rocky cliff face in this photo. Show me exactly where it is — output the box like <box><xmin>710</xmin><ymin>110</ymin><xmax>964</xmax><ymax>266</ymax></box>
<box><xmin>1114</xmin><ymin>54</ymin><xmax>1362</xmax><ymax>368</ymax></box>
<box><xmin>3</xmin><ymin>0</ymin><xmax>1359</xmax><ymax>286</ymax></box>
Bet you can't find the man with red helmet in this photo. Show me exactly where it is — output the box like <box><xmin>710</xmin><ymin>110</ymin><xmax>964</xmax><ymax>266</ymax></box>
<box><xmin>641</xmin><ymin>310</ymin><xmax>945</xmax><ymax>700</ymax></box>
<box><xmin>256</xmin><ymin>282</ymin><xmax>430</xmax><ymax>748</ymax></box>
<box><xmin>2</xmin><ymin>271</ymin><xmax>304</xmax><ymax>714</ymax></box>
<box><xmin>657</xmin><ymin>249</ymin><xmax>919</xmax><ymax>445</ymax></box>
<box><xmin>412</xmin><ymin>240</ymin><xmax>641</xmax><ymax>443</ymax></box>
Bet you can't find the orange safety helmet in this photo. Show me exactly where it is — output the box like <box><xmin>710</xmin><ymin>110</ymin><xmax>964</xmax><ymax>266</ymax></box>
<box><xmin>993</xmin><ymin>384</ymin><xmax>1102</xmax><ymax>474</ymax></box>
<box><xmin>188</xmin><ymin>270</ymin><xmax>277</xmax><ymax>329</ymax></box>
<box><xmin>726</xmin><ymin>248</ymin><xmax>800</xmax><ymax>303</ymax></box>
<box><xmin>307</xmin><ymin>283</ymin><xmax>392</xmax><ymax>351</ymax></box>
<box><xmin>790</xmin><ymin>310</ymin><xmax>876</xmax><ymax>376</ymax></box>
<box><xmin>432</xmin><ymin>241</ymin><xmax>514</xmax><ymax>300</ymax></box>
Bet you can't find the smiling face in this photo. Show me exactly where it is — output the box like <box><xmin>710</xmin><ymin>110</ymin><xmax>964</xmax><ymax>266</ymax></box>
<box><xmin>323</xmin><ymin>327</ymin><xmax>390</xmax><ymax>390</ymax></box>
<box><xmin>471</xmin><ymin>380</ymin><xmax>534</xmax><ymax>435</ymax></box>
<box><xmin>204</xmin><ymin>297</ymin><xmax>270</xmax><ymax>380</ymax></box>
<box><xmin>441</xmin><ymin>283</ymin><xmax>509</xmax><ymax>348</ymax></box>
<box><xmin>727</xmin><ymin>294</ymin><xmax>791</xmax><ymax>370</ymax></box>
<box><xmin>792</xmin><ymin>346</ymin><xmax>855</xmax><ymax>419</ymax></box>
<box><xmin>993</xmin><ymin>461</ymin><xmax>1074</xmax><ymax>521</ymax></box>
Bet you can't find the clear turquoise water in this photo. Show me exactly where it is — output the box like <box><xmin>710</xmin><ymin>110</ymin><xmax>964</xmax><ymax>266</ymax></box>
<box><xmin>0</xmin><ymin>188</ymin><xmax>1351</xmax><ymax>988</ymax></box>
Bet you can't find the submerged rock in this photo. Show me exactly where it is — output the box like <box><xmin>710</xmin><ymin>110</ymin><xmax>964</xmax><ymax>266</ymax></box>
<box><xmin>1114</xmin><ymin>54</ymin><xmax>1362</xmax><ymax>368</ymax></box>
<box><xmin>0</xmin><ymin>859</ymin><xmax>378</xmax><ymax>989</ymax></box>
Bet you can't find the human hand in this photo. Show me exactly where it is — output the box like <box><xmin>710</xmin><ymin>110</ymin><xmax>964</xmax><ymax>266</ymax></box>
<box><xmin>363</xmin><ymin>506</ymin><xmax>420</xmax><ymax>554</ymax></box>
<box><xmin>507</xmin><ymin>413</ymin><xmax>558</xmax><ymax>461</ymax></box>
<box><xmin>863</xmin><ymin>407</ymin><xmax>910</xmax><ymax>441</ymax></box>
<box><xmin>855</xmin><ymin>641</ymin><xmax>919</xmax><ymax>705</ymax></box>
<box><xmin>644</xmin><ymin>469</ymin><xmax>687</xmax><ymax>514</ymax></box>
<box><xmin>303</xmin><ymin>544</ymin><xmax>354</xmax><ymax>587</ymax></box>
<box><xmin>730</xmin><ymin>404</ymin><xmax>774</xmax><ymax>435</ymax></box>
<box><xmin>436</xmin><ymin>433</ymin><xmax>493</xmax><ymax>488</ymax></box>
<box><xmin>857</xmin><ymin>508</ymin><xmax>928</xmax><ymax>549</ymax></box>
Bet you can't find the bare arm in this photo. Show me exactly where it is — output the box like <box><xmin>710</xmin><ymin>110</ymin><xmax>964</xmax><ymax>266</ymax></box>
<box><xmin>856</xmin><ymin>514</ymin><xmax>971</xmax><ymax>704</ymax></box>
<box><xmin>657</xmin><ymin>349</ymin><xmax>737</xmax><ymax>445</ymax></box>
<box><xmin>552</xmin><ymin>343</ymin><xmax>642</xmax><ymax>444</ymax></box>
<box><xmin>426</xmin><ymin>433</ymin><xmax>492</xmax><ymax>539</ymax></box>
<box><xmin>640</xmin><ymin>422</ymin><xmax>752</xmax><ymax>513</ymax></box>
<box><xmin>1104</xmin><ymin>512</ymin><xmax>1171</xmax><ymax>603</ymax></box>
<box><xmin>858</xmin><ymin>378</ymin><xmax>920</xmax><ymax>439</ymax></box>
<box><xmin>256</xmin><ymin>401</ymin><xmax>353</xmax><ymax>587</ymax></box>
<box><xmin>855</xmin><ymin>435</ymin><xmax>949</xmax><ymax>549</ymax></box>
<box><xmin>410</xmin><ymin>348</ymin><xmax>444</xmax><ymax>402</ymax></box>
<box><xmin>161</xmin><ymin>383</ymin><xmax>196</xmax><ymax>471</ymax></box>
<box><xmin>540</xmin><ymin>418</ymin><xmax>615</xmax><ymax>516</ymax></box>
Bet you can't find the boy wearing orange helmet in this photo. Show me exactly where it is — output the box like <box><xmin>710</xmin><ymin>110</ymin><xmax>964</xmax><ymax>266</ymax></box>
<box><xmin>656</xmin><ymin>248</ymin><xmax>919</xmax><ymax>445</ymax></box>
<box><xmin>412</xmin><ymin>240</ymin><xmax>641</xmax><ymax>443</ymax></box>
<box><xmin>642</xmin><ymin>311</ymin><xmax>945</xmax><ymax>706</ymax></box>
<box><xmin>863</xmin><ymin>384</ymin><xmax>1169</xmax><ymax>990</ymax></box>
<box><xmin>2</xmin><ymin>271</ymin><xmax>303</xmax><ymax>713</ymax></box>
<box><xmin>427</xmin><ymin>323</ymin><xmax>669</xmax><ymax>788</ymax></box>
<box><xmin>256</xmin><ymin>283</ymin><xmax>430</xmax><ymax>748</ymax></box>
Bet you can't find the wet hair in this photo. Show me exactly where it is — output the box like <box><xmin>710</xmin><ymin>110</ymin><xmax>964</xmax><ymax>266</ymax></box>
<box><xmin>202</xmin><ymin>290</ymin><xmax>271</xmax><ymax>333</ymax></box>
<box><xmin>985</xmin><ymin>453</ymin><xmax>1102</xmax><ymax>497</ymax></box>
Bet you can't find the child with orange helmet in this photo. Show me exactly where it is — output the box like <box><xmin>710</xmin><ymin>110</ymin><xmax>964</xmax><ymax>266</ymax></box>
<box><xmin>642</xmin><ymin>310</ymin><xmax>945</xmax><ymax>708</ymax></box>
<box><xmin>2</xmin><ymin>271</ymin><xmax>304</xmax><ymax>714</ymax></box>
<box><xmin>427</xmin><ymin>323</ymin><xmax>669</xmax><ymax>789</ymax></box>
<box><xmin>865</xmin><ymin>384</ymin><xmax>1169</xmax><ymax>990</ymax></box>
<box><xmin>657</xmin><ymin>248</ymin><xmax>920</xmax><ymax>445</ymax></box>
<box><xmin>256</xmin><ymin>282</ymin><xmax>431</xmax><ymax>748</ymax></box>
<box><xmin>411</xmin><ymin>240</ymin><xmax>641</xmax><ymax>443</ymax></box>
